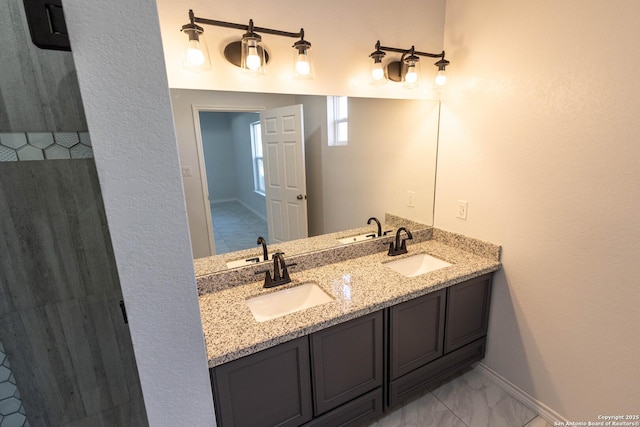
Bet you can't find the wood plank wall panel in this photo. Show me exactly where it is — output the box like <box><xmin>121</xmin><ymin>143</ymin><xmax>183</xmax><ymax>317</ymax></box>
<box><xmin>0</xmin><ymin>0</ymin><xmax>87</xmax><ymax>132</ymax></box>
<box><xmin>0</xmin><ymin>160</ymin><xmax>148</xmax><ymax>426</ymax></box>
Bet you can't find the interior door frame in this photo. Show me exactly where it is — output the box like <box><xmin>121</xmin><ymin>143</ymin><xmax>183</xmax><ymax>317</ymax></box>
<box><xmin>191</xmin><ymin>103</ymin><xmax>266</xmax><ymax>256</ymax></box>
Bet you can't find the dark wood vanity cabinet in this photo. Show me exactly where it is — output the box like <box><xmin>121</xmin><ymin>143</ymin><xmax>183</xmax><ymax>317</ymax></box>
<box><xmin>211</xmin><ymin>337</ymin><xmax>313</xmax><ymax>427</ymax></box>
<box><xmin>210</xmin><ymin>273</ymin><xmax>493</xmax><ymax>427</ymax></box>
<box><xmin>388</xmin><ymin>273</ymin><xmax>493</xmax><ymax>408</ymax></box>
<box><xmin>444</xmin><ymin>273</ymin><xmax>493</xmax><ymax>353</ymax></box>
<box><xmin>211</xmin><ymin>312</ymin><xmax>383</xmax><ymax>427</ymax></box>
<box><xmin>389</xmin><ymin>289</ymin><xmax>446</xmax><ymax>380</ymax></box>
<box><xmin>309</xmin><ymin>311</ymin><xmax>384</xmax><ymax>418</ymax></box>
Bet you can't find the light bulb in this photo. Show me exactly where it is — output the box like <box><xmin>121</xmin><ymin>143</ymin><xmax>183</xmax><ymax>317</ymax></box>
<box><xmin>405</xmin><ymin>66</ymin><xmax>418</xmax><ymax>84</ymax></box>
<box><xmin>246</xmin><ymin>46</ymin><xmax>261</xmax><ymax>71</ymax></box>
<box><xmin>371</xmin><ymin>62</ymin><xmax>384</xmax><ymax>81</ymax></box>
<box><xmin>186</xmin><ymin>39</ymin><xmax>205</xmax><ymax>66</ymax></box>
<box><xmin>296</xmin><ymin>54</ymin><xmax>310</xmax><ymax>76</ymax></box>
<box><xmin>435</xmin><ymin>69</ymin><xmax>447</xmax><ymax>86</ymax></box>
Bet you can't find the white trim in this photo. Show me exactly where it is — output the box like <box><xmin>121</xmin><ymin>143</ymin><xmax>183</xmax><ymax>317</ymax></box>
<box><xmin>191</xmin><ymin>104</ymin><xmax>268</xmax><ymax>257</ymax></box>
<box><xmin>190</xmin><ymin>105</ymin><xmax>216</xmax><ymax>257</ymax></box>
<box><xmin>209</xmin><ymin>198</ymin><xmax>236</xmax><ymax>205</ymax></box>
<box><xmin>476</xmin><ymin>362</ymin><xmax>567</xmax><ymax>425</ymax></box>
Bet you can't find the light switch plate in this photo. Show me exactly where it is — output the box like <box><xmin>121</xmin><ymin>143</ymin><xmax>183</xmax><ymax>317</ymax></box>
<box><xmin>407</xmin><ymin>191</ymin><xmax>415</xmax><ymax>207</ymax></box>
<box><xmin>456</xmin><ymin>200</ymin><xmax>468</xmax><ymax>220</ymax></box>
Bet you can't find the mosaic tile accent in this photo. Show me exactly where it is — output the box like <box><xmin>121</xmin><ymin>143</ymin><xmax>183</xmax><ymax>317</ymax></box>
<box><xmin>0</xmin><ymin>134</ymin><xmax>27</xmax><ymax>150</ymax></box>
<box><xmin>0</xmin><ymin>146</ymin><xmax>17</xmax><ymax>162</ymax></box>
<box><xmin>0</xmin><ymin>340</ymin><xmax>29</xmax><ymax>427</ymax></box>
<box><xmin>53</xmin><ymin>132</ymin><xmax>79</xmax><ymax>148</ymax></box>
<box><xmin>0</xmin><ymin>132</ymin><xmax>92</xmax><ymax>162</ymax></box>
<box><xmin>69</xmin><ymin>143</ymin><xmax>93</xmax><ymax>159</ymax></box>
<box><xmin>25</xmin><ymin>133</ymin><xmax>53</xmax><ymax>149</ymax></box>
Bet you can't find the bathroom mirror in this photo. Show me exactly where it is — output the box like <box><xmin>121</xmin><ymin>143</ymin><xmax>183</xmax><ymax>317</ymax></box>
<box><xmin>170</xmin><ymin>89</ymin><xmax>440</xmax><ymax>261</ymax></box>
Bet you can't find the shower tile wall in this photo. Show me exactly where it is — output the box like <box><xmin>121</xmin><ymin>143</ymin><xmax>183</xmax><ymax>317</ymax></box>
<box><xmin>0</xmin><ymin>160</ymin><xmax>148</xmax><ymax>426</ymax></box>
<box><xmin>0</xmin><ymin>132</ymin><xmax>93</xmax><ymax>161</ymax></box>
<box><xmin>0</xmin><ymin>340</ymin><xmax>28</xmax><ymax>427</ymax></box>
<box><xmin>0</xmin><ymin>130</ymin><xmax>92</xmax><ymax>425</ymax></box>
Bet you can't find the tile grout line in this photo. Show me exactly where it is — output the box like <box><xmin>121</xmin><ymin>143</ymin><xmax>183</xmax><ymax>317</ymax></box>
<box><xmin>429</xmin><ymin>390</ymin><xmax>471</xmax><ymax>427</ymax></box>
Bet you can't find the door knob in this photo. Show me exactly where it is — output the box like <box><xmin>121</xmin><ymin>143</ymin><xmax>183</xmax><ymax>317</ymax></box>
<box><xmin>296</xmin><ymin>194</ymin><xmax>306</xmax><ymax>200</ymax></box>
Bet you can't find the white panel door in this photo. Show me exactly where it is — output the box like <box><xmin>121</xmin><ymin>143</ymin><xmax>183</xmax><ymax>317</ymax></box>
<box><xmin>260</xmin><ymin>104</ymin><xmax>308</xmax><ymax>243</ymax></box>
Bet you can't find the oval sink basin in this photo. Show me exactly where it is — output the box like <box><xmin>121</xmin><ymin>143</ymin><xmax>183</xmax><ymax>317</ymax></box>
<box><xmin>384</xmin><ymin>253</ymin><xmax>452</xmax><ymax>277</ymax></box>
<box><xmin>246</xmin><ymin>282</ymin><xmax>334</xmax><ymax>322</ymax></box>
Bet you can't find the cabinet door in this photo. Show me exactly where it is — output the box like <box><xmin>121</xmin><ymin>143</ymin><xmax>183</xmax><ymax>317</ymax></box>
<box><xmin>211</xmin><ymin>337</ymin><xmax>312</xmax><ymax>427</ymax></box>
<box><xmin>310</xmin><ymin>311</ymin><xmax>384</xmax><ymax>416</ymax></box>
<box><xmin>444</xmin><ymin>273</ymin><xmax>493</xmax><ymax>354</ymax></box>
<box><xmin>390</xmin><ymin>289</ymin><xmax>446</xmax><ymax>380</ymax></box>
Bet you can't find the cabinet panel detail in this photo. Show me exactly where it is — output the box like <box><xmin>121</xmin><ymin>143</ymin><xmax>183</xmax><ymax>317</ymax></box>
<box><xmin>211</xmin><ymin>337</ymin><xmax>312</xmax><ymax>427</ymax></box>
<box><xmin>445</xmin><ymin>274</ymin><xmax>493</xmax><ymax>353</ymax></box>
<box><xmin>390</xmin><ymin>289</ymin><xmax>446</xmax><ymax>380</ymax></box>
<box><xmin>389</xmin><ymin>337</ymin><xmax>486</xmax><ymax>408</ymax></box>
<box><xmin>303</xmin><ymin>388</ymin><xmax>383</xmax><ymax>427</ymax></box>
<box><xmin>311</xmin><ymin>311</ymin><xmax>383</xmax><ymax>415</ymax></box>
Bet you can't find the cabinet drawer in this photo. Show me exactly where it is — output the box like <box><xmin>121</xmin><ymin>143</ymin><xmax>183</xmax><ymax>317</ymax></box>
<box><xmin>388</xmin><ymin>337</ymin><xmax>486</xmax><ymax>408</ymax></box>
<box><xmin>445</xmin><ymin>273</ymin><xmax>493</xmax><ymax>353</ymax></box>
<box><xmin>303</xmin><ymin>388</ymin><xmax>383</xmax><ymax>427</ymax></box>
<box><xmin>311</xmin><ymin>311</ymin><xmax>384</xmax><ymax>415</ymax></box>
<box><xmin>211</xmin><ymin>337</ymin><xmax>312</xmax><ymax>427</ymax></box>
<box><xmin>389</xmin><ymin>289</ymin><xmax>446</xmax><ymax>380</ymax></box>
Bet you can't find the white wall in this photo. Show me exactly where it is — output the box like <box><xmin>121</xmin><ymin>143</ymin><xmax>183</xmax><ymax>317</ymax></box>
<box><xmin>63</xmin><ymin>1</ymin><xmax>215</xmax><ymax>425</ymax></box>
<box><xmin>157</xmin><ymin>0</ymin><xmax>446</xmax><ymax>99</ymax></box>
<box><xmin>438</xmin><ymin>0</ymin><xmax>640</xmax><ymax>420</ymax></box>
<box><xmin>201</xmin><ymin>112</ymin><xmax>237</xmax><ymax>202</ymax></box>
<box><xmin>230</xmin><ymin>112</ymin><xmax>266</xmax><ymax>218</ymax></box>
<box><xmin>318</xmin><ymin>98</ymin><xmax>440</xmax><ymax>233</ymax></box>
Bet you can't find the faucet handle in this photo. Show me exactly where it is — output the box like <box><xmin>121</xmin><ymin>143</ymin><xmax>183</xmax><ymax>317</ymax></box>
<box><xmin>255</xmin><ymin>269</ymin><xmax>273</xmax><ymax>287</ymax></box>
<box><xmin>282</xmin><ymin>262</ymin><xmax>297</xmax><ymax>281</ymax></box>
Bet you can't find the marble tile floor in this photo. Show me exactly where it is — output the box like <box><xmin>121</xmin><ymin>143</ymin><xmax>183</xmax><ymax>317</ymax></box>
<box><xmin>211</xmin><ymin>200</ymin><xmax>268</xmax><ymax>254</ymax></box>
<box><xmin>368</xmin><ymin>367</ymin><xmax>553</xmax><ymax>427</ymax></box>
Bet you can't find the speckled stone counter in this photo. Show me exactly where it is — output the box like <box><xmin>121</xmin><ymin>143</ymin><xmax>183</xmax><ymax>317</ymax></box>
<box><xmin>198</xmin><ymin>229</ymin><xmax>501</xmax><ymax>368</ymax></box>
<box><xmin>193</xmin><ymin>213</ymin><xmax>424</xmax><ymax>277</ymax></box>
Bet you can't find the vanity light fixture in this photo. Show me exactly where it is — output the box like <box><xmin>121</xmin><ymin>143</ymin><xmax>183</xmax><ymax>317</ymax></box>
<box><xmin>368</xmin><ymin>40</ymin><xmax>450</xmax><ymax>88</ymax></box>
<box><xmin>181</xmin><ymin>9</ymin><xmax>314</xmax><ymax>79</ymax></box>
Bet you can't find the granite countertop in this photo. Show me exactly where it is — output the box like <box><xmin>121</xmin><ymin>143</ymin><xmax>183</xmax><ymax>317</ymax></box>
<box><xmin>199</xmin><ymin>231</ymin><xmax>501</xmax><ymax>368</ymax></box>
<box><xmin>193</xmin><ymin>213</ymin><xmax>428</xmax><ymax>277</ymax></box>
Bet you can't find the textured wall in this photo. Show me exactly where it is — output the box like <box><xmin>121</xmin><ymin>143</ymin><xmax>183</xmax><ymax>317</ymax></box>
<box><xmin>437</xmin><ymin>0</ymin><xmax>640</xmax><ymax>420</ymax></box>
<box><xmin>63</xmin><ymin>1</ymin><xmax>216</xmax><ymax>425</ymax></box>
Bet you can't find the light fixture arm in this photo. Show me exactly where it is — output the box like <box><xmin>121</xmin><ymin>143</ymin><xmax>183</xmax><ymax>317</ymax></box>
<box><xmin>375</xmin><ymin>41</ymin><xmax>446</xmax><ymax>60</ymax></box>
<box><xmin>190</xmin><ymin>10</ymin><xmax>304</xmax><ymax>39</ymax></box>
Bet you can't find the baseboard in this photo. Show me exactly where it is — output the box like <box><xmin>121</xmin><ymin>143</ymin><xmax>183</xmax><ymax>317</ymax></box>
<box><xmin>236</xmin><ymin>199</ymin><xmax>267</xmax><ymax>222</ymax></box>
<box><xmin>475</xmin><ymin>362</ymin><xmax>567</xmax><ymax>425</ymax></box>
<box><xmin>210</xmin><ymin>198</ymin><xmax>236</xmax><ymax>205</ymax></box>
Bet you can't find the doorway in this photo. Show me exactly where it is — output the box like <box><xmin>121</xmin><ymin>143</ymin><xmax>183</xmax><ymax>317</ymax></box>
<box><xmin>199</xmin><ymin>110</ymin><xmax>267</xmax><ymax>254</ymax></box>
<box><xmin>193</xmin><ymin>104</ymin><xmax>309</xmax><ymax>256</ymax></box>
